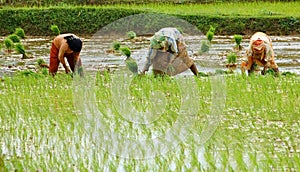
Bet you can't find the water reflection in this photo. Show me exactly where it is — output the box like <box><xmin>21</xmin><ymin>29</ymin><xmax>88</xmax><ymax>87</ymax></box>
<box><xmin>0</xmin><ymin>35</ymin><xmax>299</xmax><ymax>76</ymax></box>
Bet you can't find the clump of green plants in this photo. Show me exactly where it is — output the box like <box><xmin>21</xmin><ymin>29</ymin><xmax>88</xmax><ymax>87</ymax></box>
<box><xmin>199</xmin><ymin>25</ymin><xmax>216</xmax><ymax>54</ymax></box>
<box><xmin>120</xmin><ymin>46</ymin><xmax>138</xmax><ymax>74</ymax></box>
<box><xmin>36</xmin><ymin>58</ymin><xmax>49</xmax><ymax>68</ymax></box>
<box><xmin>206</xmin><ymin>25</ymin><xmax>216</xmax><ymax>42</ymax></box>
<box><xmin>120</xmin><ymin>46</ymin><xmax>131</xmax><ymax>58</ymax></box>
<box><xmin>264</xmin><ymin>68</ymin><xmax>279</xmax><ymax>77</ymax></box>
<box><xmin>8</xmin><ymin>34</ymin><xmax>20</xmax><ymax>43</ymax></box>
<box><xmin>281</xmin><ymin>71</ymin><xmax>297</xmax><ymax>76</ymax></box>
<box><xmin>227</xmin><ymin>52</ymin><xmax>237</xmax><ymax>64</ymax></box>
<box><xmin>198</xmin><ymin>71</ymin><xmax>209</xmax><ymax>77</ymax></box>
<box><xmin>39</xmin><ymin>67</ymin><xmax>49</xmax><ymax>76</ymax></box>
<box><xmin>225</xmin><ymin>52</ymin><xmax>237</xmax><ymax>72</ymax></box>
<box><xmin>126</xmin><ymin>31</ymin><xmax>136</xmax><ymax>39</ymax></box>
<box><xmin>50</xmin><ymin>24</ymin><xmax>60</xmax><ymax>35</ymax></box>
<box><xmin>199</xmin><ymin>40</ymin><xmax>210</xmax><ymax>53</ymax></box>
<box><xmin>233</xmin><ymin>34</ymin><xmax>243</xmax><ymax>51</ymax></box>
<box><xmin>4</xmin><ymin>38</ymin><xmax>14</xmax><ymax>53</ymax></box>
<box><xmin>206</xmin><ymin>31</ymin><xmax>214</xmax><ymax>42</ymax></box>
<box><xmin>16</xmin><ymin>70</ymin><xmax>40</xmax><ymax>77</ymax></box>
<box><xmin>14</xmin><ymin>27</ymin><xmax>25</xmax><ymax>38</ymax></box>
<box><xmin>15</xmin><ymin>43</ymin><xmax>30</xmax><ymax>59</ymax></box>
<box><xmin>215</xmin><ymin>69</ymin><xmax>229</xmax><ymax>74</ymax></box>
<box><xmin>112</xmin><ymin>41</ymin><xmax>121</xmax><ymax>51</ymax></box>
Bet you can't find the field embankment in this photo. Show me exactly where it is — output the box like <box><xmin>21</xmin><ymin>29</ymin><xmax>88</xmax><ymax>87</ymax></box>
<box><xmin>0</xmin><ymin>2</ymin><xmax>300</xmax><ymax>36</ymax></box>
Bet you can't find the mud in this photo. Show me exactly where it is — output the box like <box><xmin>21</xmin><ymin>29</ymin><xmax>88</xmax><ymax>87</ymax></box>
<box><xmin>0</xmin><ymin>35</ymin><xmax>299</xmax><ymax>77</ymax></box>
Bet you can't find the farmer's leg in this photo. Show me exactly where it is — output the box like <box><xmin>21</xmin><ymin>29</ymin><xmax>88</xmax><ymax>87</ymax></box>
<box><xmin>190</xmin><ymin>63</ymin><xmax>198</xmax><ymax>76</ymax></box>
<box><xmin>49</xmin><ymin>43</ymin><xmax>60</xmax><ymax>75</ymax></box>
<box><xmin>177</xmin><ymin>41</ymin><xmax>197</xmax><ymax>75</ymax></box>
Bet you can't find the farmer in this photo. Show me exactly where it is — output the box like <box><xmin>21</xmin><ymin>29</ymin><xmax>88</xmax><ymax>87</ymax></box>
<box><xmin>141</xmin><ymin>27</ymin><xmax>198</xmax><ymax>76</ymax></box>
<box><xmin>241</xmin><ymin>32</ymin><xmax>279</xmax><ymax>75</ymax></box>
<box><xmin>49</xmin><ymin>33</ymin><xmax>83</xmax><ymax>76</ymax></box>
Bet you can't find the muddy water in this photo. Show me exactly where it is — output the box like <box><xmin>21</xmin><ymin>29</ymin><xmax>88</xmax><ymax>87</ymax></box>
<box><xmin>0</xmin><ymin>35</ymin><xmax>299</xmax><ymax>76</ymax></box>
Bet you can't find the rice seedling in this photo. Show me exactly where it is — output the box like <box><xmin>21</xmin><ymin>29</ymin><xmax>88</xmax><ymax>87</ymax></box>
<box><xmin>36</xmin><ymin>58</ymin><xmax>46</xmax><ymax>66</ymax></box>
<box><xmin>225</xmin><ymin>52</ymin><xmax>237</xmax><ymax>72</ymax></box>
<box><xmin>0</xmin><ymin>64</ymin><xmax>299</xmax><ymax>171</ymax></box>
<box><xmin>14</xmin><ymin>43</ymin><xmax>29</xmax><ymax>59</ymax></box>
<box><xmin>199</xmin><ymin>25</ymin><xmax>216</xmax><ymax>54</ymax></box>
<box><xmin>8</xmin><ymin>34</ymin><xmax>20</xmax><ymax>43</ymax></box>
<box><xmin>233</xmin><ymin>34</ymin><xmax>243</xmax><ymax>51</ymax></box>
<box><xmin>120</xmin><ymin>46</ymin><xmax>138</xmax><ymax>74</ymax></box>
<box><xmin>14</xmin><ymin>27</ymin><xmax>25</xmax><ymax>39</ymax></box>
<box><xmin>199</xmin><ymin>40</ymin><xmax>210</xmax><ymax>54</ymax></box>
<box><xmin>126</xmin><ymin>31</ymin><xmax>136</xmax><ymax>39</ymax></box>
<box><xmin>0</xmin><ymin>22</ymin><xmax>299</xmax><ymax>170</ymax></box>
<box><xmin>120</xmin><ymin>46</ymin><xmax>131</xmax><ymax>58</ymax></box>
<box><xmin>206</xmin><ymin>31</ymin><xmax>214</xmax><ymax>43</ymax></box>
<box><xmin>50</xmin><ymin>24</ymin><xmax>60</xmax><ymax>35</ymax></box>
<box><xmin>227</xmin><ymin>52</ymin><xmax>237</xmax><ymax>64</ymax></box>
<box><xmin>206</xmin><ymin>25</ymin><xmax>216</xmax><ymax>43</ymax></box>
<box><xmin>112</xmin><ymin>41</ymin><xmax>121</xmax><ymax>51</ymax></box>
<box><xmin>3</xmin><ymin>38</ymin><xmax>14</xmax><ymax>53</ymax></box>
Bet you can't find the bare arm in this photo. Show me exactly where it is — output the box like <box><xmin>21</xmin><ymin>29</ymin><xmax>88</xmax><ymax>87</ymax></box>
<box><xmin>58</xmin><ymin>43</ymin><xmax>70</xmax><ymax>73</ymax></box>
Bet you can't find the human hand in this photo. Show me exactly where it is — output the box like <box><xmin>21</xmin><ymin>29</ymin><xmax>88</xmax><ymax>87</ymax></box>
<box><xmin>65</xmin><ymin>68</ymin><xmax>71</xmax><ymax>74</ymax></box>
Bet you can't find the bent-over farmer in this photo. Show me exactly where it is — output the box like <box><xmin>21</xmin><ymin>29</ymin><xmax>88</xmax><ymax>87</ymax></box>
<box><xmin>49</xmin><ymin>34</ymin><xmax>83</xmax><ymax>76</ymax></box>
<box><xmin>141</xmin><ymin>27</ymin><xmax>198</xmax><ymax>76</ymax></box>
<box><xmin>241</xmin><ymin>32</ymin><xmax>279</xmax><ymax>75</ymax></box>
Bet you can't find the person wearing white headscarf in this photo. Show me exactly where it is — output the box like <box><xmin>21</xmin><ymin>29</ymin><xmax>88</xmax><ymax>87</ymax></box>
<box><xmin>142</xmin><ymin>27</ymin><xmax>198</xmax><ymax>76</ymax></box>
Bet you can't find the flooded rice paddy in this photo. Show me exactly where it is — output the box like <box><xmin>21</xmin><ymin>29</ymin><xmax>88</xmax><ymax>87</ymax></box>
<box><xmin>1</xmin><ymin>34</ymin><xmax>299</xmax><ymax>171</ymax></box>
<box><xmin>0</xmin><ymin>35</ymin><xmax>299</xmax><ymax>76</ymax></box>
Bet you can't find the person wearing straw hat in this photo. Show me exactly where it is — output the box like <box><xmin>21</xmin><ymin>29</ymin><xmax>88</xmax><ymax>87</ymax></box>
<box><xmin>241</xmin><ymin>32</ymin><xmax>279</xmax><ymax>75</ymax></box>
<box><xmin>141</xmin><ymin>27</ymin><xmax>198</xmax><ymax>76</ymax></box>
<box><xmin>49</xmin><ymin>33</ymin><xmax>83</xmax><ymax>76</ymax></box>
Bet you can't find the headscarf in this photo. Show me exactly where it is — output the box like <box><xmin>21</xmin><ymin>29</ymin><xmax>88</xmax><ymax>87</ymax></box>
<box><xmin>150</xmin><ymin>28</ymin><xmax>183</xmax><ymax>54</ymax></box>
<box><xmin>247</xmin><ymin>32</ymin><xmax>274</xmax><ymax>61</ymax></box>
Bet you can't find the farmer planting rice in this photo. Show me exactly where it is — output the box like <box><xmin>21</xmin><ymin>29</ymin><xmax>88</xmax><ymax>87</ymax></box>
<box><xmin>49</xmin><ymin>34</ymin><xmax>83</xmax><ymax>76</ymax></box>
<box><xmin>141</xmin><ymin>27</ymin><xmax>198</xmax><ymax>76</ymax></box>
<box><xmin>241</xmin><ymin>32</ymin><xmax>279</xmax><ymax>75</ymax></box>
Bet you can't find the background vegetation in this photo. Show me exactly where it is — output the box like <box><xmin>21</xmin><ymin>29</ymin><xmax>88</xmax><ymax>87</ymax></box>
<box><xmin>0</xmin><ymin>0</ymin><xmax>297</xmax><ymax>6</ymax></box>
<box><xmin>0</xmin><ymin>2</ymin><xmax>299</xmax><ymax>36</ymax></box>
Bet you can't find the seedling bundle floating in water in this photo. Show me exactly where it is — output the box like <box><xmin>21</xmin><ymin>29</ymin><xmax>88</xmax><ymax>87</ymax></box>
<box><xmin>8</xmin><ymin>34</ymin><xmax>21</xmax><ymax>43</ymax></box>
<box><xmin>14</xmin><ymin>27</ymin><xmax>25</xmax><ymax>38</ymax></box>
<box><xmin>199</xmin><ymin>25</ymin><xmax>216</xmax><ymax>54</ymax></box>
<box><xmin>126</xmin><ymin>31</ymin><xmax>137</xmax><ymax>39</ymax></box>
<box><xmin>233</xmin><ymin>34</ymin><xmax>243</xmax><ymax>51</ymax></box>
<box><xmin>4</xmin><ymin>38</ymin><xmax>14</xmax><ymax>52</ymax></box>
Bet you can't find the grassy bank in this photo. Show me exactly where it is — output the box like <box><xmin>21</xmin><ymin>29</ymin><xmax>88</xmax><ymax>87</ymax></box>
<box><xmin>0</xmin><ymin>72</ymin><xmax>299</xmax><ymax>171</ymax></box>
<box><xmin>0</xmin><ymin>2</ymin><xmax>299</xmax><ymax>36</ymax></box>
<box><xmin>108</xmin><ymin>2</ymin><xmax>300</xmax><ymax>17</ymax></box>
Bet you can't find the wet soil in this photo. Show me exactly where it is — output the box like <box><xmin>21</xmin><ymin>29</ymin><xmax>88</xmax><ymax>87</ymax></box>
<box><xmin>0</xmin><ymin>35</ymin><xmax>299</xmax><ymax>77</ymax></box>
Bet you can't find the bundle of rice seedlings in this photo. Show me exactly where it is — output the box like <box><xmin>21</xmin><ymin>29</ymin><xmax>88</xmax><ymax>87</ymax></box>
<box><xmin>51</xmin><ymin>25</ymin><xmax>60</xmax><ymax>35</ymax></box>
